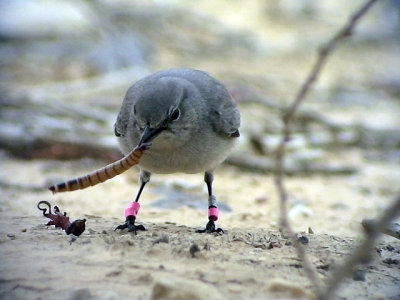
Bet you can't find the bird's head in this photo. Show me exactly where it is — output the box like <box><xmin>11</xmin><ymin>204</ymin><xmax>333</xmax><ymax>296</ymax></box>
<box><xmin>129</xmin><ymin>77</ymin><xmax>200</xmax><ymax>148</ymax></box>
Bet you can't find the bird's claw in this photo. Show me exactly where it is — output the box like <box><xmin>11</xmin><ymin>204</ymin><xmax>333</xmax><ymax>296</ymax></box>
<box><xmin>196</xmin><ymin>220</ymin><xmax>224</xmax><ymax>234</ymax></box>
<box><xmin>115</xmin><ymin>215</ymin><xmax>146</xmax><ymax>234</ymax></box>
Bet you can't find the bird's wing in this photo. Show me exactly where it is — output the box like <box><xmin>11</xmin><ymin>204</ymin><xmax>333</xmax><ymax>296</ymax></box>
<box><xmin>209</xmin><ymin>94</ymin><xmax>241</xmax><ymax>138</ymax></box>
<box><xmin>199</xmin><ymin>76</ymin><xmax>240</xmax><ymax>138</ymax></box>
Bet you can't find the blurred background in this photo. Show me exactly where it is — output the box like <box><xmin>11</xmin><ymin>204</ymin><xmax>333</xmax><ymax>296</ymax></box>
<box><xmin>1</xmin><ymin>0</ymin><xmax>400</xmax><ymax>236</ymax></box>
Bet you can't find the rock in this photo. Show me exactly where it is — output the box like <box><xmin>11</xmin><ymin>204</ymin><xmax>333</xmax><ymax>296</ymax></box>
<box><xmin>151</xmin><ymin>278</ymin><xmax>222</xmax><ymax>300</ymax></box>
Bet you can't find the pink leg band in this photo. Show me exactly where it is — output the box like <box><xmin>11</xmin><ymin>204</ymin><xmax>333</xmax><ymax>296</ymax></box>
<box><xmin>208</xmin><ymin>207</ymin><xmax>219</xmax><ymax>221</ymax></box>
<box><xmin>125</xmin><ymin>202</ymin><xmax>141</xmax><ymax>217</ymax></box>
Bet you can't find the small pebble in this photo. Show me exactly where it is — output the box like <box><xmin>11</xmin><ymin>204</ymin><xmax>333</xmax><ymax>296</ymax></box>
<box><xmin>106</xmin><ymin>270</ymin><xmax>122</xmax><ymax>277</ymax></box>
<box><xmin>7</xmin><ymin>233</ymin><xmax>16</xmax><ymax>240</ymax></box>
<box><xmin>308</xmin><ymin>227</ymin><xmax>314</xmax><ymax>234</ymax></box>
<box><xmin>126</xmin><ymin>240</ymin><xmax>134</xmax><ymax>246</ymax></box>
<box><xmin>353</xmin><ymin>269</ymin><xmax>366</xmax><ymax>281</ymax></box>
<box><xmin>317</xmin><ymin>264</ymin><xmax>330</xmax><ymax>270</ymax></box>
<box><xmin>153</xmin><ymin>234</ymin><xmax>169</xmax><ymax>244</ymax></box>
<box><xmin>289</xmin><ymin>263</ymin><xmax>302</xmax><ymax>269</ymax></box>
<box><xmin>385</xmin><ymin>245</ymin><xmax>395</xmax><ymax>252</ymax></box>
<box><xmin>21</xmin><ymin>228</ymin><xmax>27</xmax><ymax>232</ymax></box>
<box><xmin>285</xmin><ymin>240</ymin><xmax>292</xmax><ymax>246</ymax></box>
<box><xmin>203</xmin><ymin>243</ymin><xmax>211</xmax><ymax>251</ymax></box>
<box><xmin>268</xmin><ymin>242</ymin><xmax>282</xmax><ymax>249</ymax></box>
<box><xmin>297</xmin><ymin>236</ymin><xmax>309</xmax><ymax>245</ymax></box>
<box><xmin>190</xmin><ymin>244</ymin><xmax>200</xmax><ymax>258</ymax></box>
<box><xmin>383</xmin><ymin>258</ymin><xmax>399</xmax><ymax>265</ymax></box>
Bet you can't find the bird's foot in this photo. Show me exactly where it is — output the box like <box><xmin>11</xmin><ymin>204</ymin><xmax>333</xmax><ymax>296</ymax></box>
<box><xmin>196</xmin><ymin>220</ymin><xmax>224</xmax><ymax>234</ymax></box>
<box><xmin>115</xmin><ymin>215</ymin><xmax>146</xmax><ymax>234</ymax></box>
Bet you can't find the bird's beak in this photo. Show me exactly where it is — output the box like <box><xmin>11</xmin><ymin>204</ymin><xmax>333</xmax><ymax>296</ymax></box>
<box><xmin>139</xmin><ymin>126</ymin><xmax>165</xmax><ymax>146</ymax></box>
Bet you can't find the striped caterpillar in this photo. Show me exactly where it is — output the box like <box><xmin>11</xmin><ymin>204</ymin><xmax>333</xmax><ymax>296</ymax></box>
<box><xmin>48</xmin><ymin>144</ymin><xmax>149</xmax><ymax>194</ymax></box>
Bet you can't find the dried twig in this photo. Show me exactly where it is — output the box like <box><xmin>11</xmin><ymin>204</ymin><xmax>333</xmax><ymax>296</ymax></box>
<box><xmin>227</xmin><ymin>155</ymin><xmax>357</xmax><ymax>175</ymax></box>
<box><xmin>361</xmin><ymin>219</ymin><xmax>400</xmax><ymax>240</ymax></box>
<box><xmin>273</xmin><ymin>0</ymin><xmax>380</xmax><ymax>297</ymax></box>
<box><xmin>320</xmin><ymin>196</ymin><xmax>400</xmax><ymax>299</ymax></box>
<box><xmin>231</xmin><ymin>85</ymin><xmax>345</xmax><ymax>132</ymax></box>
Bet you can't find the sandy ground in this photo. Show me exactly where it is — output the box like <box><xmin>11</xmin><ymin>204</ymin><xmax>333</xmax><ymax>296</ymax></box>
<box><xmin>1</xmin><ymin>156</ymin><xmax>400</xmax><ymax>300</ymax></box>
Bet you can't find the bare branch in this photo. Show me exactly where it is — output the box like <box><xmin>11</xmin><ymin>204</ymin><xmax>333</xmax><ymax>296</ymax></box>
<box><xmin>361</xmin><ymin>219</ymin><xmax>400</xmax><ymax>240</ymax></box>
<box><xmin>320</xmin><ymin>196</ymin><xmax>400</xmax><ymax>299</ymax></box>
<box><xmin>226</xmin><ymin>155</ymin><xmax>357</xmax><ymax>175</ymax></box>
<box><xmin>283</xmin><ymin>0</ymin><xmax>380</xmax><ymax>124</ymax></box>
<box><xmin>273</xmin><ymin>0</ymin><xmax>380</xmax><ymax>296</ymax></box>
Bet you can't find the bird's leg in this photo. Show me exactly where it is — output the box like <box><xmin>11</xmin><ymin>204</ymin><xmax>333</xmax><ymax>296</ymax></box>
<box><xmin>197</xmin><ymin>171</ymin><xmax>224</xmax><ymax>234</ymax></box>
<box><xmin>115</xmin><ymin>170</ymin><xmax>151</xmax><ymax>234</ymax></box>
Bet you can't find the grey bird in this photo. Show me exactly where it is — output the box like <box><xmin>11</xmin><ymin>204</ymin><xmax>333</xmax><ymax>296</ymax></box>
<box><xmin>114</xmin><ymin>68</ymin><xmax>240</xmax><ymax>233</ymax></box>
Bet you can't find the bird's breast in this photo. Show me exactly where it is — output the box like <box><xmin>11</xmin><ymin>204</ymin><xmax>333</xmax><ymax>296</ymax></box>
<box><xmin>138</xmin><ymin>136</ymin><xmax>235</xmax><ymax>174</ymax></box>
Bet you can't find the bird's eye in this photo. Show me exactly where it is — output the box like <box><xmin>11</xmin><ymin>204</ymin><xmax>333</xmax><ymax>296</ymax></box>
<box><xmin>170</xmin><ymin>108</ymin><xmax>180</xmax><ymax>121</ymax></box>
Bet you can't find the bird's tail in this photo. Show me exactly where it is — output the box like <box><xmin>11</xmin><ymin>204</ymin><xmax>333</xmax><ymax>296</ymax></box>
<box><xmin>48</xmin><ymin>145</ymin><xmax>148</xmax><ymax>194</ymax></box>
